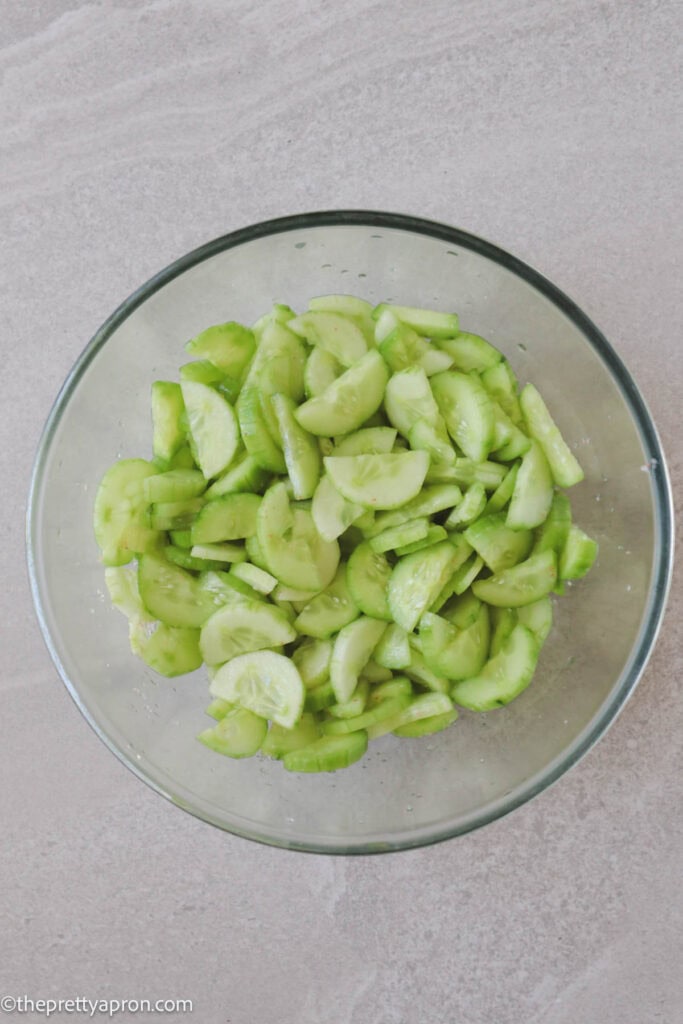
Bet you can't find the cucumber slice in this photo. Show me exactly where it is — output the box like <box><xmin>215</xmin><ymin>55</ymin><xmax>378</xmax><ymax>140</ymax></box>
<box><xmin>323</xmin><ymin>451</ymin><xmax>429</xmax><ymax>510</ymax></box>
<box><xmin>427</xmin><ymin>539</ymin><xmax>475</xmax><ymax>613</ymax></box>
<box><xmin>366</xmin><ymin>690</ymin><xmax>453</xmax><ymax>739</ymax></box>
<box><xmin>243</xmin><ymin>320</ymin><xmax>306</xmax><ymax>399</ymax></box>
<box><xmin>311</xmin><ymin>474</ymin><xmax>365</xmax><ymax>542</ymax></box>
<box><xmin>180</xmin><ymin>360</ymin><xmax>227</xmax><ymax>385</ymax></box>
<box><xmin>346</xmin><ymin>542</ymin><xmax>392</xmax><ymax>620</ymax></box>
<box><xmin>245</xmin><ymin>532</ymin><xmax>270</xmax><ymax>571</ymax></box>
<box><xmin>330</xmin><ymin>616</ymin><xmax>388</xmax><ymax>703</ymax></box>
<box><xmin>237</xmin><ymin>386</ymin><xmax>286</xmax><ymax>474</ymax></box>
<box><xmin>288</xmin><ymin>311</ymin><xmax>368</xmax><ymax>367</ymax></box>
<box><xmin>198</xmin><ymin>707</ymin><xmax>267</xmax><ymax>758</ymax></box>
<box><xmin>151</xmin><ymin>381</ymin><xmax>186</xmax><ymax>463</ymax></box>
<box><xmin>294</xmin><ymin>566</ymin><xmax>359</xmax><ymax>639</ymax></box>
<box><xmin>506</xmin><ymin>440</ymin><xmax>554</xmax><ymax>530</ymax></box>
<box><xmin>464</xmin><ymin>512</ymin><xmax>533</xmax><ymax>572</ymax></box>
<box><xmin>94</xmin><ymin>459</ymin><xmax>159</xmax><ymax>566</ymax></box>
<box><xmin>200</xmin><ymin>598</ymin><xmax>296</xmax><ymax>665</ymax></box>
<box><xmin>450</xmin><ymin>553</ymin><xmax>485</xmax><ymax>595</ymax></box>
<box><xmin>164</xmin><ymin>444</ymin><xmax>198</xmax><ymax>471</ymax></box>
<box><xmin>373</xmin><ymin>303</ymin><xmax>459</xmax><ymax>339</ymax></box>
<box><xmin>373</xmin><ymin>623</ymin><xmax>411</xmax><ymax>670</ymax></box>
<box><xmin>388</xmin><ymin>541</ymin><xmax>459</xmax><ymax>632</ymax></box>
<box><xmin>292</xmin><ymin>638</ymin><xmax>332</xmax><ymax>689</ymax></box>
<box><xmin>420</xmin><ymin>603</ymin><xmax>490</xmax><ymax>680</ymax></box>
<box><xmin>395</xmin><ymin>524</ymin><xmax>448</xmax><ymax>557</ymax></box>
<box><xmin>210</xmin><ymin>650</ymin><xmax>305</xmax><ymax>729</ymax></box>
<box><xmin>261</xmin><ymin>713</ymin><xmax>321</xmax><ymax>759</ymax></box>
<box><xmin>520</xmin><ymin>383</ymin><xmax>585</xmax><ymax>487</ymax></box>
<box><xmin>379</xmin><ymin>322</ymin><xmax>428</xmax><ymax>371</ymax></box>
<box><xmin>441</xmin><ymin>589</ymin><xmax>482</xmax><ymax>629</ymax></box>
<box><xmin>322</xmin><ymin>693</ymin><xmax>410</xmax><ymax>735</ymax></box>
<box><xmin>408</xmin><ymin>420</ymin><xmax>456</xmax><ymax>464</ymax></box>
<box><xmin>436</xmin><ymin>332</ymin><xmax>502</xmax><ymax>372</ymax></box>
<box><xmin>304</xmin><ymin>347</ymin><xmax>342</xmax><ymax>398</ymax></box>
<box><xmin>257</xmin><ymin>483</ymin><xmax>340</xmax><ymax>591</ymax></box>
<box><xmin>334</xmin><ymin>427</ymin><xmax>397</xmax><ymax>456</ymax></box>
<box><xmin>484</xmin><ymin>463</ymin><xmax>519</xmax><ymax>514</ymax></box>
<box><xmin>369</xmin><ymin>518</ymin><xmax>430</xmax><ymax>554</ymax></box>
<box><xmin>185</xmin><ymin>321</ymin><xmax>256</xmax><ymax>377</ymax></box>
<box><xmin>419</xmin><ymin>347</ymin><xmax>454</xmax><ymax>376</ymax></box>
<box><xmin>149</xmin><ymin>497</ymin><xmax>204</xmax><ymax>531</ymax></box>
<box><xmin>373</xmin><ymin>307</ymin><xmax>400</xmax><ymax>344</ymax></box>
<box><xmin>370</xmin><ymin>484</ymin><xmax>463</xmax><ymax>536</ymax></box>
<box><xmin>367</xmin><ymin>676</ymin><xmax>413</xmax><ymax>706</ymax></box>
<box><xmin>304</xmin><ymin>679</ymin><xmax>336</xmax><ymax>712</ymax></box>
<box><xmin>166</xmin><ymin>545</ymin><xmax>221</xmax><ymax>572</ymax></box>
<box><xmin>392</xmin><ymin>707</ymin><xmax>459</xmax><ymax>737</ymax></box>
<box><xmin>205</xmin><ymin>453</ymin><xmax>269</xmax><ymax>499</ymax></box>
<box><xmin>559</xmin><ymin>525</ymin><xmax>598</xmax><ymax>580</ymax></box>
<box><xmin>491</xmin><ymin>405</ymin><xmax>531</xmax><ymax>461</ymax></box>
<box><xmin>169</xmin><ymin>529</ymin><xmax>192</xmax><ymax>549</ymax></box>
<box><xmin>444</xmin><ymin>482</ymin><xmax>487</xmax><ymax>529</ymax></box>
<box><xmin>230</xmin><ymin>562</ymin><xmax>278</xmax><ymax>594</ymax></box>
<box><xmin>517</xmin><ymin>597</ymin><xmax>553</xmax><ymax>643</ymax></box>
<box><xmin>427</xmin><ymin>457</ymin><xmax>507</xmax><ymax>490</ymax></box>
<box><xmin>327</xmin><ymin>678</ymin><xmax>371</xmax><ymax>719</ymax></box>
<box><xmin>180</xmin><ymin>381</ymin><xmax>240</xmax><ymax>480</ymax></box>
<box><xmin>472</xmin><ymin>549</ymin><xmax>557</xmax><ymax>607</ymax></box>
<box><xmin>271</xmin><ymin>392</ymin><xmax>322</xmax><ymax>500</ymax></box>
<box><xmin>308</xmin><ymin>294</ymin><xmax>374</xmax><ymax>318</ymax></box>
<box><xmin>481</xmin><ymin>360</ymin><xmax>523</xmax><ymax>425</ymax></box>
<box><xmin>361</xmin><ymin>660</ymin><xmax>393</xmax><ymax>683</ymax></box>
<box><xmin>283</xmin><ymin>731</ymin><xmax>368</xmax><ymax>773</ymax></box>
<box><xmin>191</xmin><ymin>492</ymin><xmax>261</xmax><ymax>544</ymax></box>
<box><xmin>384</xmin><ymin>366</ymin><xmax>440</xmax><ymax>438</ymax></box>
<box><xmin>205</xmin><ymin>697</ymin><xmax>233</xmax><ymax>721</ymax></box>
<box><xmin>431</xmin><ymin>371</ymin><xmax>496</xmax><ymax>463</ymax></box>
<box><xmin>533</xmin><ymin>491</ymin><xmax>572</xmax><ymax>556</ymax></box>
<box><xmin>295</xmin><ymin>350</ymin><xmax>389</xmax><ymax>436</ymax></box>
<box><xmin>451</xmin><ymin>624</ymin><xmax>539</xmax><ymax>711</ymax></box>
<box><xmin>138</xmin><ymin>554</ymin><xmax>234</xmax><ymax>627</ymax></box>
<box><xmin>489</xmin><ymin>607</ymin><xmax>518</xmax><ymax>657</ymax></box>
<box><xmin>144</xmin><ymin>469</ymin><xmax>206</xmax><ymax>504</ymax></box>
<box><xmin>404</xmin><ymin>648</ymin><xmax>450</xmax><ymax>694</ymax></box>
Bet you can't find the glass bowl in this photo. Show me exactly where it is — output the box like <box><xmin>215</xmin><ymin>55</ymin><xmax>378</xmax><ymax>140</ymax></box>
<box><xmin>27</xmin><ymin>212</ymin><xmax>673</xmax><ymax>853</ymax></box>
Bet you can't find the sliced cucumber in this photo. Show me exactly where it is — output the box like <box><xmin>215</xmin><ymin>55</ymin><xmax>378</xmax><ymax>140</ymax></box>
<box><xmin>388</xmin><ymin>541</ymin><xmax>459</xmax><ymax>632</ymax></box>
<box><xmin>373</xmin><ymin>623</ymin><xmax>411</xmax><ymax>670</ymax></box>
<box><xmin>151</xmin><ymin>381</ymin><xmax>186</xmax><ymax>463</ymax></box>
<box><xmin>237</xmin><ymin>386</ymin><xmax>286</xmax><ymax>474</ymax></box>
<box><xmin>489</xmin><ymin>607</ymin><xmax>518</xmax><ymax>657</ymax></box>
<box><xmin>205</xmin><ymin>453</ymin><xmax>269</xmax><ymax>500</ymax></box>
<box><xmin>295</xmin><ymin>350</ymin><xmax>389</xmax><ymax>436</ymax></box>
<box><xmin>138</xmin><ymin>553</ymin><xmax>233</xmax><ymax>627</ymax></box>
<box><xmin>308</xmin><ymin>294</ymin><xmax>374</xmax><ymax>318</ymax></box>
<box><xmin>370</xmin><ymin>484</ymin><xmax>463</xmax><ymax>536</ymax></box>
<box><xmin>198</xmin><ymin>707</ymin><xmax>267</xmax><ymax>758</ymax></box>
<box><xmin>419</xmin><ymin>346</ymin><xmax>455</xmax><ymax>376</ymax></box>
<box><xmin>395</xmin><ymin>524</ymin><xmax>449</xmax><ymax>557</ymax></box>
<box><xmin>210</xmin><ymin>650</ymin><xmax>305</xmax><ymax>729</ymax></box>
<box><xmin>559</xmin><ymin>524</ymin><xmax>598</xmax><ymax>580</ymax></box>
<box><xmin>283</xmin><ymin>731</ymin><xmax>368</xmax><ymax>773</ymax></box>
<box><xmin>261</xmin><ymin>713</ymin><xmax>321</xmax><ymax>759</ymax></box>
<box><xmin>185</xmin><ymin>321</ymin><xmax>256</xmax><ymax>377</ymax></box>
<box><xmin>436</xmin><ymin>332</ymin><xmax>502</xmax><ymax>372</ymax></box>
<box><xmin>369</xmin><ymin>518</ymin><xmax>429</xmax><ymax>554</ymax></box>
<box><xmin>149</xmin><ymin>496</ymin><xmax>204</xmax><ymax>531</ymax></box>
<box><xmin>230</xmin><ymin>562</ymin><xmax>278</xmax><ymax>594</ymax></box>
<box><xmin>506</xmin><ymin>440</ymin><xmax>554</xmax><ymax>530</ymax></box>
<box><xmin>379</xmin><ymin>322</ymin><xmax>428</xmax><ymax>371</ymax></box>
<box><xmin>472</xmin><ymin>549</ymin><xmax>557</xmax><ymax>607</ymax></box>
<box><xmin>464</xmin><ymin>512</ymin><xmax>533</xmax><ymax>573</ymax></box>
<box><xmin>94</xmin><ymin>459</ymin><xmax>159</xmax><ymax>566</ymax></box>
<box><xmin>371</xmin><ymin>692</ymin><xmax>456</xmax><ymax>739</ymax></box>
<box><xmin>431</xmin><ymin>371</ymin><xmax>496</xmax><ymax>463</ymax></box>
<box><xmin>291</xmin><ymin>638</ymin><xmax>332</xmax><ymax>689</ymax></box>
<box><xmin>484</xmin><ymin>463</ymin><xmax>519</xmax><ymax>514</ymax></box>
<box><xmin>323</xmin><ymin>693</ymin><xmax>410</xmax><ymax>735</ymax></box>
<box><xmin>271</xmin><ymin>392</ymin><xmax>321</xmax><ymax>500</ymax></box>
<box><xmin>419</xmin><ymin>603</ymin><xmax>490</xmax><ymax>680</ymax></box>
<box><xmin>294</xmin><ymin>566</ymin><xmax>359</xmax><ymax>639</ymax></box>
<box><xmin>304</xmin><ymin>679</ymin><xmax>336</xmax><ymax>713</ymax></box>
<box><xmin>428</xmin><ymin>457</ymin><xmax>507</xmax><ymax>491</ymax></box>
<box><xmin>392</xmin><ymin>707</ymin><xmax>459</xmax><ymax>737</ymax></box>
<box><xmin>205</xmin><ymin>697</ymin><xmax>233</xmax><ymax>721</ymax></box>
<box><xmin>441</xmin><ymin>588</ymin><xmax>482</xmax><ymax>629</ymax></box>
<box><xmin>333</xmin><ymin>426</ymin><xmax>397</xmax><ymax>456</ymax></box>
<box><xmin>324</xmin><ymin>451</ymin><xmax>429</xmax><ymax>510</ymax></box>
<box><xmin>346</xmin><ymin>542</ymin><xmax>392</xmax><ymax>621</ymax></box>
<box><xmin>451</xmin><ymin>624</ymin><xmax>539</xmax><ymax>711</ymax></box>
<box><xmin>311</xmin><ymin>474</ymin><xmax>365</xmax><ymax>542</ymax></box>
<box><xmin>257</xmin><ymin>482</ymin><xmax>340</xmax><ymax>591</ymax></box>
<box><xmin>373</xmin><ymin>303</ymin><xmax>459</xmax><ymax>339</ymax></box>
<box><xmin>288</xmin><ymin>311</ymin><xmax>367</xmax><ymax>367</ymax></box>
<box><xmin>180</xmin><ymin>381</ymin><xmax>240</xmax><ymax>480</ymax></box>
<box><xmin>327</xmin><ymin>678</ymin><xmax>371</xmax><ymax>719</ymax></box>
<box><xmin>404</xmin><ymin>648</ymin><xmax>450</xmax><ymax>694</ymax></box>
<box><xmin>520</xmin><ymin>383</ymin><xmax>585</xmax><ymax>488</ymax></box>
<box><xmin>190</xmin><ymin>493</ymin><xmax>260</xmax><ymax>544</ymax></box>
<box><xmin>199</xmin><ymin>598</ymin><xmax>295</xmax><ymax>665</ymax></box>
<box><xmin>304</xmin><ymin>347</ymin><xmax>342</xmax><ymax>398</ymax></box>
<box><xmin>180</xmin><ymin>360</ymin><xmax>227</xmax><ymax>385</ymax></box>
<box><xmin>190</xmin><ymin>542</ymin><xmax>247</xmax><ymax>563</ymax></box>
<box><xmin>330</xmin><ymin>616</ymin><xmax>388</xmax><ymax>703</ymax></box>
<box><xmin>450</xmin><ymin>553</ymin><xmax>485</xmax><ymax>595</ymax></box>
<box><xmin>481</xmin><ymin>359</ymin><xmax>523</xmax><ymax>425</ymax></box>
<box><xmin>408</xmin><ymin>419</ymin><xmax>456</xmax><ymax>465</ymax></box>
<box><xmin>361</xmin><ymin>659</ymin><xmax>393</xmax><ymax>683</ymax></box>
<box><xmin>533</xmin><ymin>491</ymin><xmax>572</xmax><ymax>556</ymax></box>
<box><xmin>144</xmin><ymin>469</ymin><xmax>206</xmax><ymax>504</ymax></box>
<box><xmin>517</xmin><ymin>597</ymin><xmax>553</xmax><ymax>643</ymax></box>
<box><xmin>384</xmin><ymin>366</ymin><xmax>440</xmax><ymax>438</ymax></box>
<box><xmin>444</xmin><ymin>482</ymin><xmax>487</xmax><ymax>530</ymax></box>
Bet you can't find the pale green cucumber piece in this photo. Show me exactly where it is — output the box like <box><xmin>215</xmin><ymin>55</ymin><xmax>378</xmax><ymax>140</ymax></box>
<box><xmin>308</xmin><ymin>294</ymin><xmax>374</xmax><ymax>318</ymax></box>
<box><xmin>506</xmin><ymin>440</ymin><xmax>554</xmax><ymax>530</ymax></box>
<box><xmin>144</xmin><ymin>469</ymin><xmax>206</xmax><ymax>504</ymax></box>
<box><xmin>283</xmin><ymin>731</ymin><xmax>368</xmax><ymax>773</ymax></box>
<box><xmin>288</xmin><ymin>311</ymin><xmax>367</xmax><ymax>367</ymax></box>
<box><xmin>322</xmin><ymin>694</ymin><xmax>410</xmax><ymax>735</ymax></box>
<box><xmin>489</xmin><ymin>607</ymin><xmax>518</xmax><ymax>657</ymax></box>
<box><xmin>427</xmin><ymin>537</ymin><xmax>474</xmax><ymax>613</ymax></box>
<box><xmin>323</xmin><ymin>451</ymin><xmax>429</xmax><ymax>510</ymax></box>
<box><xmin>215</xmin><ymin>378</ymin><xmax>243</xmax><ymax>405</ymax></box>
<box><xmin>420</xmin><ymin>347</ymin><xmax>455</xmax><ymax>376</ymax></box>
<box><xmin>191</xmin><ymin>492</ymin><xmax>261</xmax><ymax>544</ymax></box>
<box><xmin>94</xmin><ymin>459</ymin><xmax>159</xmax><ymax>566</ymax></box>
<box><xmin>373</xmin><ymin>307</ymin><xmax>399</xmax><ymax>343</ymax></box>
<box><xmin>180</xmin><ymin>381</ymin><xmax>240</xmax><ymax>480</ymax></box>
<box><xmin>369</xmin><ymin>518</ymin><xmax>429</xmax><ymax>554</ymax></box>
<box><xmin>271</xmin><ymin>392</ymin><xmax>322</xmax><ymax>500</ymax></box>
<box><xmin>198</xmin><ymin>707</ymin><xmax>267</xmax><ymax>758</ymax></box>
<box><xmin>311</xmin><ymin>474</ymin><xmax>365</xmax><ymax>542</ymax></box>
<box><xmin>431</xmin><ymin>371</ymin><xmax>496</xmax><ymax>463</ymax></box>
<box><xmin>484</xmin><ymin>463</ymin><xmax>519</xmax><ymax>514</ymax></box>
<box><xmin>185</xmin><ymin>321</ymin><xmax>256</xmax><ymax>376</ymax></box>
<box><xmin>445</xmin><ymin>482</ymin><xmax>487</xmax><ymax>529</ymax></box>
<box><xmin>245</xmin><ymin>532</ymin><xmax>270</xmax><ymax>571</ymax></box>
<box><xmin>295</xmin><ymin>350</ymin><xmax>389</xmax><ymax>436</ymax></box>
<box><xmin>151</xmin><ymin>381</ymin><xmax>185</xmax><ymax>463</ymax></box>
<box><xmin>366</xmin><ymin>690</ymin><xmax>453</xmax><ymax>738</ymax></box>
<box><xmin>559</xmin><ymin>525</ymin><xmax>598</xmax><ymax>579</ymax></box>
<box><xmin>393</xmin><ymin>707</ymin><xmax>459</xmax><ymax>737</ymax></box>
<box><xmin>330</xmin><ymin>616</ymin><xmax>388</xmax><ymax>703</ymax></box>
<box><xmin>206</xmin><ymin>453</ymin><xmax>269</xmax><ymax>499</ymax></box>
<box><xmin>164</xmin><ymin>443</ymin><xmax>198</xmax><ymax>471</ymax></box>
<box><xmin>180</xmin><ymin>360</ymin><xmax>227</xmax><ymax>385</ymax></box>
<box><xmin>436</xmin><ymin>332</ymin><xmax>502</xmax><ymax>372</ymax></box>
<box><xmin>244</xmin><ymin>320</ymin><xmax>306</xmax><ymax>398</ymax></box>
<box><xmin>408</xmin><ymin>420</ymin><xmax>456</xmax><ymax>464</ymax></box>
<box><xmin>170</xmin><ymin>529</ymin><xmax>192</xmax><ymax>548</ymax></box>
<box><xmin>404</xmin><ymin>648</ymin><xmax>450</xmax><ymax>694</ymax></box>
<box><xmin>205</xmin><ymin>697</ymin><xmax>233</xmax><ymax>721</ymax></box>
<box><xmin>346</xmin><ymin>542</ymin><xmax>392</xmax><ymax>620</ymax></box>
<box><xmin>237</xmin><ymin>386</ymin><xmax>286</xmax><ymax>473</ymax></box>
<box><xmin>149</xmin><ymin>496</ymin><xmax>204</xmax><ymax>531</ymax></box>
<box><xmin>191</xmin><ymin>540</ymin><xmax>246</xmax><ymax>565</ymax></box>
<box><xmin>450</xmin><ymin>553</ymin><xmax>485</xmax><ymax>595</ymax></box>
<box><xmin>361</xmin><ymin>660</ymin><xmax>393</xmax><ymax>683</ymax></box>
<box><xmin>384</xmin><ymin>366</ymin><xmax>440</xmax><ymax>438</ymax></box>
<box><xmin>201</xmin><ymin>568</ymin><xmax>261</xmax><ymax>605</ymax></box>
<box><xmin>464</xmin><ymin>513</ymin><xmax>533</xmax><ymax>572</ymax></box>
<box><xmin>261</xmin><ymin>713</ymin><xmax>321</xmax><ymax>759</ymax></box>
<box><xmin>533</xmin><ymin>492</ymin><xmax>572</xmax><ymax>556</ymax></box>
<box><xmin>420</xmin><ymin>603</ymin><xmax>490</xmax><ymax>680</ymax></box>
<box><xmin>294</xmin><ymin>566</ymin><xmax>359</xmax><ymax>639</ymax></box>
<box><xmin>210</xmin><ymin>650</ymin><xmax>305</xmax><ymax>728</ymax></box>
<box><xmin>520</xmin><ymin>383</ymin><xmax>585</xmax><ymax>487</ymax></box>
<box><xmin>517</xmin><ymin>597</ymin><xmax>553</xmax><ymax>643</ymax></box>
<box><xmin>373</xmin><ymin>303</ymin><xmax>459</xmax><ymax>339</ymax></box>
<box><xmin>274</xmin><ymin>583</ymin><xmax>320</xmax><ymax>603</ymax></box>
<box><xmin>105</xmin><ymin>565</ymin><xmax>145</xmax><ymax>619</ymax></box>
<box><xmin>379</xmin><ymin>322</ymin><xmax>428</xmax><ymax>371</ymax></box>
<box><xmin>473</xmin><ymin>549</ymin><xmax>557</xmax><ymax>607</ymax></box>
<box><xmin>304</xmin><ymin>347</ymin><xmax>342</xmax><ymax>398</ymax></box>
<box><xmin>388</xmin><ymin>541</ymin><xmax>459</xmax><ymax>633</ymax></box>
<box><xmin>491</xmin><ymin>405</ymin><xmax>531</xmax><ymax>461</ymax></box>
<box><xmin>427</xmin><ymin>457</ymin><xmax>507</xmax><ymax>490</ymax></box>
<box><xmin>165</xmin><ymin>545</ymin><xmax>220</xmax><ymax>572</ymax></box>
<box><xmin>441</xmin><ymin>589</ymin><xmax>482</xmax><ymax>629</ymax></box>
<box><xmin>257</xmin><ymin>482</ymin><xmax>340</xmax><ymax>591</ymax></box>
<box><xmin>327</xmin><ymin>678</ymin><xmax>371</xmax><ymax>719</ymax></box>
<box><xmin>334</xmin><ymin>427</ymin><xmax>397</xmax><ymax>456</ymax></box>
<box><xmin>200</xmin><ymin>598</ymin><xmax>295</xmax><ymax>665</ymax></box>
<box><xmin>373</xmin><ymin>623</ymin><xmax>411</xmax><ymax>670</ymax></box>
<box><xmin>230</xmin><ymin>562</ymin><xmax>278</xmax><ymax>594</ymax></box>
<box><xmin>292</xmin><ymin>638</ymin><xmax>332</xmax><ymax>689</ymax></box>
<box><xmin>370</xmin><ymin>484</ymin><xmax>463</xmax><ymax>536</ymax></box>
<box><xmin>138</xmin><ymin>554</ymin><xmax>233</xmax><ymax>627</ymax></box>
<box><xmin>304</xmin><ymin>679</ymin><xmax>336</xmax><ymax>712</ymax></box>
<box><xmin>395</xmin><ymin>525</ymin><xmax>449</xmax><ymax>557</ymax></box>
<box><xmin>367</xmin><ymin>676</ymin><xmax>413</xmax><ymax>706</ymax></box>
<box><xmin>451</xmin><ymin>624</ymin><xmax>539</xmax><ymax>710</ymax></box>
<box><xmin>481</xmin><ymin>359</ymin><xmax>523</xmax><ymax>424</ymax></box>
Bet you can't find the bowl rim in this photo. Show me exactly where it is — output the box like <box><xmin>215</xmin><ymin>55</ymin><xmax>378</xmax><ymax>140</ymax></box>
<box><xmin>27</xmin><ymin>210</ymin><xmax>675</xmax><ymax>854</ymax></box>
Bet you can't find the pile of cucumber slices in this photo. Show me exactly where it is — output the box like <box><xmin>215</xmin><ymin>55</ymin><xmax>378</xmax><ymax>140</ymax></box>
<box><xmin>94</xmin><ymin>295</ymin><xmax>598</xmax><ymax>773</ymax></box>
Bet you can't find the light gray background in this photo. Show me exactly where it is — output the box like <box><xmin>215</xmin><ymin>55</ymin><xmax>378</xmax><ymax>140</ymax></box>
<box><xmin>2</xmin><ymin>2</ymin><xmax>681</xmax><ymax>1022</ymax></box>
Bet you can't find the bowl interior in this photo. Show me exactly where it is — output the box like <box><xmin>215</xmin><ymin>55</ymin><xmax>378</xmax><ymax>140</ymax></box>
<box><xmin>29</xmin><ymin>215</ymin><xmax>671</xmax><ymax>852</ymax></box>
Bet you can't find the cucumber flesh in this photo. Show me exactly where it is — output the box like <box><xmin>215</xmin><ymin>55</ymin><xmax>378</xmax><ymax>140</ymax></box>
<box><xmin>304</xmin><ymin>347</ymin><xmax>342</xmax><ymax>398</ymax></box>
<box><xmin>431</xmin><ymin>371</ymin><xmax>496</xmax><ymax>464</ymax></box>
<box><xmin>346</xmin><ymin>542</ymin><xmax>393</xmax><ymax>621</ymax></box>
<box><xmin>419</xmin><ymin>603</ymin><xmax>490</xmax><ymax>680</ymax></box>
<box><xmin>185</xmin><ymin>321</ymin><xmax>256</xmax><ymax>376</ymax></box>
<box><xmin>257</xmin><ymin>482</ymin><xmax>340</xmax><ymax>591</ymax></box>
<box><xmin>294</xmin><ymin>566</ymin><xmax>360</xmax><ymax>639</ymax></box>
<box><xmin>520</xmin><ymin>383</ymin><xmax>585</xmax><ymax>488</ymax></box>
<box><xmin>151</xmin><ymin>381</ymin><xmax>185</xmax><ymax>463</ymax></box>
<box><xmin>272</xmin><ymin>392</ymin><xmax>322</xmax><ymax>500</ymax></box>
<box><xmin>322</xmin><ymin>693</ymin><xmax>410</xmax><ymax>735</ymax></box>
<box><xmin>334</xmin><ymin>427</ymin><xmax>397</xmax><ymax>456</ymax></box>
<box><xmin>436</xmin><ymin>332</ymin><xmax>502</xmax><ymax>372</ymax></box>
<box><xmin>330</xmin><ymin>616</ymin><xmax>388</xmax><ymax>703</ymax></box>
<box><xmin>205</xmin><ymin>453</ymin><xmax>269</xmax><ymax>499</ymax></box>
<box><xmin>395</xmin><ymin>524</ymin><xmax>448</xmax><ymax>557</ymax></box>
<box><xmin>94</xmin><ymin>459</ymin><xmax>158</xmax><ymax>566</ymax></box>
<box><xmin>288</xmin><ymin>311</ymin><xmax>368</xmax><ymax>367</ymax></box>
<box><xmin>311</xmin><ymin>474</ymin><xmax>365</xmax><ymax>542</ymax></box>
<box><xmin>199</xmin><ymin>599</ymin><xmax>296</xmax><ymax>665</ymax></box>
<box><xmin>210</xmin><ymin>650</ymin><xmax>305</xmax><ymax>729</ymax></box>
<box><xmin>181</xmin><ymin>381</ymin><xmax>240</xmax><ymax>480</ymax></box>
<box><xmin>373</xmin><ymin>623</ymin><xmax>411</xmax><ymax>670</ymax></box>
<box><xmin>261</xmin><ymin>713</ymin><xmax>321</xmax><ymax>759</ymax></box>
<box><xmin>283</xmin><ymin>731</ymin><xmax>368</xmax><ymax>772</ymax></box>
<box><xmin>198</xmin><ymin>707</ymin><xmax>267</xmax><ymax>758</ymax></box>
<box><xmin>292</xmin><ymin>638</ymin><xmax>333</xmax><ymax>689</ymax></box>
<box><xmin>369</xmin><ymin>518</ymin><xmax>430</xmax><ymax>554</ymax></box>
<box><xmin>191</xmin><ymin>492</ymin><xmax>261</xmax><ymax>544</ymax></box>
<box><xmin>506</xmin><ymin>441</ymin><xmax>554</xmax><ymax>530</ymax></box>
<box><xmin>533</xmin><ymin>491</ymin><xmax>572</xmax><ymax>556</ymax></box>
<box><xmin>451</xmin><ymin>624</ymin><xmax>539</xmax><ymax>711</ymax></box>
<box><xmin>373</xmin><ymin>303</ymin><xmax>459</xmax><ymax>339</ymax></box>
<box><xmin>327</xmin><ymin>678</ymin><xmax>371</xmax><ymax>719</ymax></box>
<box><xmin>472</xmin><ymin>550</ymin><xmax>557</xmax><ymax>607</ymax></box>
<box><xmin>323</xmin><ymin>451</ymin><xmax>429</xmax><ymax>511</ymax></box>
<box><xmin>295</xmin><ymin>350</ymin><xmax>389</xmax><ymax>436</ymax></box>
<box><xmin>464</xmin><ymin>513</ymin><xmax>533</xmax><ymax>573</ymax></box>
<box><xmin>384</xmin><ymin>366</ymin><xmax>440</xmax><ymax>438</ymax></box>
<box><xmin>388</xmin><ymin>541</ymin><xmax>459</xmax><ymax>632</ymax></box>
<box><xmin>559</xmin><ymin>525</ymin><xmax>598</xmax><ymax>580</ymax></box>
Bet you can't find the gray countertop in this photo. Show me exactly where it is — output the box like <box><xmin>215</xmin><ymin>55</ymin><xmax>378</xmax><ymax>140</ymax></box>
<box><xmin>2</xmin><ymin>2</ymin><xmax>681</xmax><ymax>1022</ymax></box>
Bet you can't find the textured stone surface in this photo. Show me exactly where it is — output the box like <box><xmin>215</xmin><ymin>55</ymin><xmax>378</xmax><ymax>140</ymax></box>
<box><xmin>2</xmin><ymin>1</ymin><xmax>681</xmax><ymax>1021</ymax></box>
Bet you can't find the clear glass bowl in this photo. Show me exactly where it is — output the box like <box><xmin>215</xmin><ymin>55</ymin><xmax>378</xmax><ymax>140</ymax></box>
<box><xmin>27</xmin><ymin>212</ymin><xmax>673</xmax><ymax>853</ymax></box>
